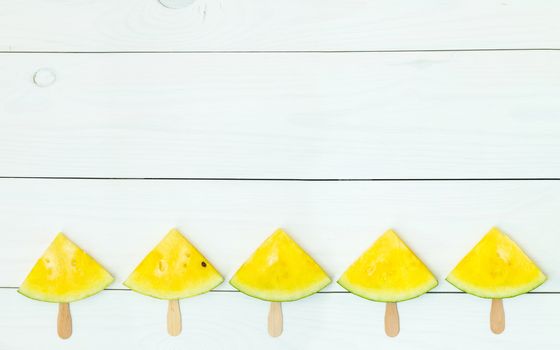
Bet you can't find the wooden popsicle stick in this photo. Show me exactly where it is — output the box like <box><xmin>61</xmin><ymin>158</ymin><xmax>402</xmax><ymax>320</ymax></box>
<box><xmin>268</xmin><ymin>302</ymin><xmax>283</xmax><ymax>337</ymax></box>
<box><xmin>490</xmin><ymin>298</ymin><xmax>505</xmax><ymax>334</ymax></box>
<box><xmin>384</xmin><ymin>302</ymin><xmax>400</xmax><ymax>337</ymax></box>
<box><xmin>57</xmin><ymin>303</ymin><xmax>72</xmax><ymax>339</ymax></box>
<box><xmin>167</xmin><ymin>299</ymin><xmax>182</xmax><ymax>336</ymax></box>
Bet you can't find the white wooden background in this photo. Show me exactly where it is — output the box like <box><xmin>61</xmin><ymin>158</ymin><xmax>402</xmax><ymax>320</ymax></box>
<box><xmin>2</xmin><ymin>1</ymin><xmax>560</xmax><ymax>349</ymax></box>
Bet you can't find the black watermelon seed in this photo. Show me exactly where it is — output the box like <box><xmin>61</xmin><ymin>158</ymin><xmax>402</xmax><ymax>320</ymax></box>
<box><xmin>201</xmin><ymin>261</ymin><xmax>207</xmax><ymax>267</ymax></box>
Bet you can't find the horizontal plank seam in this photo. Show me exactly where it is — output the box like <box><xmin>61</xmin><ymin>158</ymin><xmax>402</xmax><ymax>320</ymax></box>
<box><xmin>0</xmin><ymin>177</ymin><xmax>559</xmax><ymax>182</ymax></box>
<box><xmin>0</xmin><ymin>287</ymin><xmax>556</xmax><ymax>294</ymax></box>
<box><xmin>1</xmin><ymin>48</ymin><xmax>560</xmax><ymax>54</ymax></box>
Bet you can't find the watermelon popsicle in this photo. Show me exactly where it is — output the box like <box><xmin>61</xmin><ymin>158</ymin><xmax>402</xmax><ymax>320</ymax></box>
<box><xmin>124</xmin><ymin>228</ymin><xmax>223</xmax><ymax>336</ymax></box>
<box><xmin>338</xmin><ymin>229</ymin><xmax>437</xmax><ymax>337</ymax></box>
<box><xmin>19</xmin><ymin>233</ymin><xmax>114</xmax><ymax>339</ymax></box>
<box><xmin>447</xmin><ymin>227</ymin><xmax>546</xmax><ymax>334</ymax></box>
<box><xmin>230</xmin><ymin>228</ymin><xmax>331</xmax><ymax>337</ymax></box>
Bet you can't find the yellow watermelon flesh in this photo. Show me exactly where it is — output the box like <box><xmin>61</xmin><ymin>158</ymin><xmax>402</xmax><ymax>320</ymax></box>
<box><xmin>447</xmin><ymin>227</ymin><xmax>546</xmax><ymax>299</ymax></box>
<box><xmin>124</xmin><ymin>229</ymin><xmax>223</xmax><ymax>299</ymax></box>
<box><xmin>230</xmin><ymin>228</ymin><xmax>331</xmax><ymax>302</ymax></box>
<box><xmin>18</xmin><ymin>233</ymin><xmax>114</xmax><ymax>303</ymax></box>
<box><xmin>338</xmin><ymin>229</ymin><xmax>437</xmax><ymax>302</ymax></box>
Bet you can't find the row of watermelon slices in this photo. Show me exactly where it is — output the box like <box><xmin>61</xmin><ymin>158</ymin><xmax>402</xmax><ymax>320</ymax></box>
<box><xmin>18</xmin><ymin>227</ymin><xmax>546</xmax><ymax>305</ymax></box>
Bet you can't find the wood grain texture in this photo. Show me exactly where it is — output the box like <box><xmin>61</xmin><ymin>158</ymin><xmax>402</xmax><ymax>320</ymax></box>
<box><xmin>167</xmin><ymin>300</ymin><xmax>182</xmax><ymax>336</ymax></box>
<box><xmin>1</xmin><ymin>52</ymin><xmax>560</xmax><ymax>178</ymax></box>
<box><xmin>6</xmin><ymin>290</ymin><xmax>560</xmax><ymax>349</ymax></box>
<box><xmin>0</xmin><ymin>0</ymin><xmax>559</xmax><ymax>52</ymax></box>
<box><xmin>0</xmin><ymin>179</ymin><xmax>556</xmax><ymax>290</ymax></box>
<box><xmin>268</xmin><ymin>302</ymin><xmax>283</xmax><ymax>337</ymax></box>
<box><xmin>2</xmin><ymin>1</ymin><xmax>560</xmax><ymax>349</ymax></box>
<box><xmin>57</xmin><ymin>303</ymin><xmax>72</xmax><ymax>339</ymax></box>
<box><xmin>384</xmin><ymin>303</ymin><xmax>399</xmax><ymax>337</ymax></box>
<box><xmin>490</xmin><ymin>299</ymin><xmax>505</xmax><ymax>334</ymax></box>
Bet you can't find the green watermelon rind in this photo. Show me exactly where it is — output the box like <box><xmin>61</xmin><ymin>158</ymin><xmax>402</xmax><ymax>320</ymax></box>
<box><xmin>337</xmin><ymin>277</ymin><xmax>438</xmax><ymax>303</ymax></box>
<box><xmin>18</xmin><ymin>275</ymin><xmax>115</xmax><ymax>303</ymax></box>
<box><xmin>124</xmin><ymin>274</ymin><xmax>225</xmax><ymax>300</ymax></box>
<box><xmin>445</xmin><ymin>273</ymin><xmax>547</xmax><ymax>299</ymax></box>
<box><xmin>229</xmin><ymin>275</ymin><xmax>331</xmax><ymax>302</ymax></box>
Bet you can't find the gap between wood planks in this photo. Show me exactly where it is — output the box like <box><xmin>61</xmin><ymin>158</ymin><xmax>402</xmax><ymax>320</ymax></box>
<box><xmin>0</xmin><ymin>176</ymin><xmax>559</xmax><ymax>181</ymax></box>
<box><xmin>1</xmin><ymin>48</ymin><xmax>560</xmax><ymax>54</ymax></box>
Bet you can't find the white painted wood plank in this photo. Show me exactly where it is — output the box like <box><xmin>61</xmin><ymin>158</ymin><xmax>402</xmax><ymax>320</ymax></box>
<box><xmin>4</xmin><ymin>290</ymin><xmax>560</xmax><ymax>349</ymax></box>
<box><xmin>1</xmin><ymin>0</ymin><xmax>560</xmax><ymax>52</ymax></box>
<box><xmin>0</xmin><ymin>179</ymin><xmax>557</xmax><ymax>291</ymax></box>
<box><xmin>2</xmin><ymin>51</ymin><xmax>560</xmax><ymax>178</ymax></box>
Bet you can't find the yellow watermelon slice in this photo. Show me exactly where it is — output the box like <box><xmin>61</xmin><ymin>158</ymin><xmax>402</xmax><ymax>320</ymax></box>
<box><xmin>338</xmin><ymin>229</ymin><xmax>437</xmax><ymax>302</ymax></box>
<box><xmin>230</xmin><ymin>228</ymin><xmax>331</xmax><ymax>302</ymax></box>
<box><xmin>124</xmin><ymin>229</ymin><xmax>223</xmax><ymax>299</ymax></box>
<box><xmin>18</xmin><ymin>233</ymin><xmax>114</xmax><ymax>303</ymax></box>
<box><xmin>447</xmin><ymin>227</ymin><xmax>546</xmax><ymax>299</ymax></box>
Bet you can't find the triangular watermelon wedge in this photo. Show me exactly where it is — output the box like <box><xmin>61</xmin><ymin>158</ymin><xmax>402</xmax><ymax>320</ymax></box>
<box><xmin>19</xmin><ymin>233</ymin><xmax>113</xmax><ymax>303</ymax></box>
<box><xmin>124</xmin><ymin>228</ymin><xmax>223</xmax><ymax>299</ymax></box>
<box><xmin>447</xmin><ymin>227</ymin><xmax>546</xmax><ymax>299</ymax></box>
<box><xmin>230</xmin><ymin>228</ymin><xmax>331</xmax><ymax>302</ymax></box>
<box><xmin>338</xmin><ymin>229</ymin><xmax>437</xmax><ymax>302</ymax></box>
